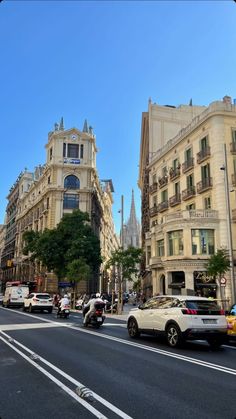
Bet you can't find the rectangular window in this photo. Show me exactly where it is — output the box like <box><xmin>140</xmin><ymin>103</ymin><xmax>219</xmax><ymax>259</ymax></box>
<box><xmin>185</xmin><ymin>148</ymin><xmax>192</xmax><ymax>160</ymax></box>
<box><xmin>173</xmin><ymin>158</ymin><xmax>180</xmax><ymax>170</ymax></box>
<box><xmin>157</xmin><ymin>239</ymin><xmax>165</xmax><ymax>257</ymax></box>
<box><xmin>161</xmin><ymin>189</ymin><xmax>168</xmax><ymax>202</ymax></box>
<box><xmin>168</xmin><ymin>230</ymin><xmax>183</xmax><ymax>256</ymax></box>
<box><xmin>186</xmin><ymin>203</ymin><xmax>196</xmax><ymax>210</ymax></box>
<box><xmin>200</xmin><ymin>136</ymin><xmax>208</xmax><ymax>150</ymax></box>
<box><xmin>47</xmin><ymin>197</ymin><xmax>50</xmax><ymax>209</ymax></box>
<box><xmin>174</xmin><ymin>182</ymin><xmax>180</xmax><ymax>195</ymax></box>
<box><xmin>201</xmin><ymin>163</ymin><xmax>210</xmax><ymax>180</ymax></box>
<box><xmin>204</xmin><ymin>196</ymin><xmax>211</xmax><ymax>209</ymax></box>
<box><xmin>63</xmin><ymin>143</ymin><xmax>66</xmax><ymax>157</ymax></box>
<box><xmin>232</xmin><ymin>130</ymin><xmax>236</xmax><ymax>143</ymax></box>
<box><xmin>49</xmin><ymin>147</ymin><xmax>53</xmax><ymax>160</ymax></box>
<box><xmin>67</xmin><ymin>144</ymin><xmax>79</xmax><ymax>158</ymax></box>
<box><xmin>48</xmin><ymin>176</ymin><xmax>51</xmax><ymax>184</ymax></box>
<box><xmin>80</xmin><ymin>144</ymin><xmax>84</xmax><ymax>159</ymax></box>
<box><xmin>152</xmin><ymin>173</ymin><xmax>157</xmax><ymax>184</ymax></box>
<box><xmin>153</xmin><ymin>195</ymin><xmax>157</xmax><ymax>207</ymax></box>
<box><xmin>187</xmin><ymin>173</ymin><xmax>194</xmax><ymax>188</ymax></box>
<box><xmin>146</xmin><ymin>246</ymin><xmax>151</xmax><ymax>265</ymax></box>
<box><xmin>63</xmin><ymin>194</ymin><xmax>79</xmax><ymax>209</ymax></box>
<box><xmin>191</xmin><ymin>229</ymin><xmax>214</xmax><ymax>255</ymax></box>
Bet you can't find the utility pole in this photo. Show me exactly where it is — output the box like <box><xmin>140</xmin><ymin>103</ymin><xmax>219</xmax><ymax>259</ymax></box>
<box><xmin>221</xmin><ymin>143</ymin><xmax>236</xmax><ymax>304</ymax></box>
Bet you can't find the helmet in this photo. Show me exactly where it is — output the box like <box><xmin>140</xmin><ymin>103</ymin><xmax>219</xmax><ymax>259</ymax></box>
<box><xmin>96</xmin><ymin>293</ymin><xmax>100</xmax><ymax>298</ymax></box>
<box><xmin>64</xmin><ymin>294</ymin><xmax>68</xmax><ymax>298</ymax></box>
<box><xmin>91</xmin><ymin>294</ymin><xmax>96</xmax><ymax>299</ymax></box>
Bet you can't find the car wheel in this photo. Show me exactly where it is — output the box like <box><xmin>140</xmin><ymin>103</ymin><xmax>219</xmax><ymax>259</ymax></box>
<box><xmin>207</xmin><ymin>338</ymin><xmax>224</xmax><ymax>350</ymax></box>
<box><xmin>128</xmin><ymin>318</ymin><xmax>140</xmax><ymax>338</ymax></box>
<box><xmin>166</xmin><ymin>323</ymin><xmax>183</xmax><ymax>348</ymax></box>
<box><xmin>29</xmin><ymin>304</ymin><xmax>33</xmax><ymax>313</ymax></box>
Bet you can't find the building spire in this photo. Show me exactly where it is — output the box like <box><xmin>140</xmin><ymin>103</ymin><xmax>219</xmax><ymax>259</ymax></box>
<box><xmin>83</xmin><ymin>119</ymin><xmax>89</xmax><ymax>133</ymax></box>
<box><xmin>130</xmin><ymin>189</ymin><xmax>137</xmax><ymax>222</ymax></box>
<box><xmin>59</xmin><ymin>117</ymin><xmax>64</xmax><ymax>131</ymax></box>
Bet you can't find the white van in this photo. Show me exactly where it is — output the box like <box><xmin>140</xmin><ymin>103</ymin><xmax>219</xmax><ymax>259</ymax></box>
<box><xmin>3</xmin><ymin>284</ymin><xmax>29</xmax><ymax>308</ymax></box>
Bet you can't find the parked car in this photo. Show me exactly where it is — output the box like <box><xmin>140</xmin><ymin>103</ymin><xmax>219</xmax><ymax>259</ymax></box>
<box><xmin>23</xmin><ymin>293</ymin><xmax>53</xmax><ymax>313</ymax></box>
<box><xmin>127</xmin><ymin>295</ymin><xmax>228</xmax><ymax>349</ymax></box>
<box><xmin>3</xmin><ymin>284</ymin><xmax>29</xmax><ymax>308</ymax></box>
<box><xmin>226</xmin><ymin>304</ymin><xmax>236</xmax><ymax>340</ymax></box>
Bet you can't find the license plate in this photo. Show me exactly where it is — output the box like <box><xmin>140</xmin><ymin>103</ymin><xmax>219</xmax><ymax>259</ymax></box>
<box><xmin>65</xmin><ymin>310</ymin><xmax>69</xmax><ymax>313</ymax></box>
<box><xmin>97</xmin><ymin>317</ymin><xmax>102</xmax><ymax>321</ymax></box>
<box><xmin>203</xmin><ymin>319</ymin><xmax>217</xmax><ymax>324</ymax></box>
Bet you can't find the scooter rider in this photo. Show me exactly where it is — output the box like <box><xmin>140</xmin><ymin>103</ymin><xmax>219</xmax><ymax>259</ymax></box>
<box><xmin>58</xmin><ymin>294</ymin><xmax>70</xmax><ymax>315</ymax></box>
<box><xmin>83</xmin><ymin>293</ymin><xmax>104</xmax><ymax>325</ymax></box>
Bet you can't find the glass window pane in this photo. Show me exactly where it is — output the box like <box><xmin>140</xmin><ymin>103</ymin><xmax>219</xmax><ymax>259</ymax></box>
<box><xmin>191</xmin><ymin>229</ymin><xmax>214</xmax><ymax>255</ymax></box>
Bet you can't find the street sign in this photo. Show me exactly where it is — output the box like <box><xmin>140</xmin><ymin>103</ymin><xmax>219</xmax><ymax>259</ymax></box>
<box><xmin>220</xmin><ymin>277</ymin><xmax>227</xmax><ymax>287</ymax></box>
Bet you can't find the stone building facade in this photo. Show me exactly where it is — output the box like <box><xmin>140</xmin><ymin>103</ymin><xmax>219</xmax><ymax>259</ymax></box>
<box><xmin>139</xmin><ymin>96</ymin><xmax>236</xmax><ymax>304</ymax></box>
<box><xmin>1</xmin><ymin>119</ymin><xmax>118</xmax><ymax>294</ymax></box>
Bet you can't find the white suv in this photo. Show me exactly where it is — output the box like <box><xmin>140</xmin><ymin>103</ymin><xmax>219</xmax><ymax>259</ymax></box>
<box><xmin>127</xmin><ymin>296</ymin><xmax>228</xmax><ymax>348</ymax></box>
<box><xmin>23</xmin><ymin>293</ymin><xmax>53</xmax><ymax>313</ymax></box>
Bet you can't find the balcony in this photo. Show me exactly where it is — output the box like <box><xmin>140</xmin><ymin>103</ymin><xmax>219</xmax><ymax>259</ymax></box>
<box><xmin>230</xmin><ymin>142</ymin><xmax>236</xmax><ymax>154</ymax></box>
<box><xmin>158</xmin><ymin>175</ymin><xmax>168</xmax><ymax>189</ymax></box>
<box><xmin>157</xmin><ymin>200</ymin><xmax>169</xmax><ymax>213</ymax></box>
<box><xmin>149</xmin><ymin>182</ymin><xmax>158</xmax><ymax>194</ymax></box>
<box><xmin>169</xmin><ymin>194</ymin><xmax>181</xmax><ymax>207</ymax></box>
<box><xmin>232</xmin><ymin>173</ymin><xmax>236</xmax><ymax>187</ymax></box>
<box><xmin>197</xmin><ymin>177</ymin><xmax>213</xmax><ymax>193</ymax></box>
<box><xmin>150</xmin><ymin>206</ymin><xmax>158</xmax><ymax>217</ymax></box>
<box><xmin>182</xmin><ymin>157</ymin><xmax>194</xmax><ymax>173</ymax></box>
<box><xmin>182</xmin><ymin>186</ymin><xmax>196</xmax><ymax>201</ymax></box>
<box><xmin>197</xmin><ymin>146</ymin><xmax>211</xmax><ymax>163</ymax></box>
<box><xmin>169</xmin><ymin>167</ymin><xmax>181</xmax><ymax>181</ymax></box>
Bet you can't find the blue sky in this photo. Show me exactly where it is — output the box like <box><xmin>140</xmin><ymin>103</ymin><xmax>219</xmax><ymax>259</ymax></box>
<box><xmin>0</xmin><ymin>0</ymin><xmax>236</xmax><ymax>232</ymax></box>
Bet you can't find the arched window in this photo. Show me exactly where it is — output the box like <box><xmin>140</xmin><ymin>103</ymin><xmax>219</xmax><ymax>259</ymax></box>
<box><xmin>64</xmin><ymin>175</ymin><xmax>80</xmax><ymax>189</ymax></box>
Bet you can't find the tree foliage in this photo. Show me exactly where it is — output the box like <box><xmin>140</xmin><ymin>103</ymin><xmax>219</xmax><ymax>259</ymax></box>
<box><xmin>23</xmin><ymin>209</ymin><xmax>102</xmax><ymax>281</ymax></box>
<box><xmin>105</xmin><ymin>246</ymin><xmax>143</xmax><ymax>281</ymax></box>
<box><xmin>206</xmin><ymin>248</ymin><xmax>230</xmax><ymax>280</ymax></box>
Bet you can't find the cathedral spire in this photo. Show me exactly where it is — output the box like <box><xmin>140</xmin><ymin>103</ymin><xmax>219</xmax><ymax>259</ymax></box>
<box><xmin>129</xmin><ymin>189</ymin><xmax>137</xmax><ymax>222</ymax></box>
<box><xmin>83</xmin><ymin>119</ymin><xmax>89</xmax><ymax>133</ymax></box>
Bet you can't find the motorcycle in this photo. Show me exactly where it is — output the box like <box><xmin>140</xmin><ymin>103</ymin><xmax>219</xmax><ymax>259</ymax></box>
<box><xmin>83</xmin><ymin>302</ymin><xmax>105</xmax><ymax>328</ymax></box>
<box><xmin>104</xmin><ymin>298</ymin><xmax>118</xmax><ymax>313</ymax></box>
<box><xmin>75</xmin><ymin>298</ymin><xmax>84</xmax><ymax>311</ymax></box>
<box><xmin>57</xmin><ymin>304</ymin><xmax>70</xmax><ymax>319</ymax></box>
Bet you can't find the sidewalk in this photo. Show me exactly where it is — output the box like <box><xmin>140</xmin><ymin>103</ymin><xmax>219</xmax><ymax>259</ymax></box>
<box><xmin>105</xmin><ymin>303</ymin><xmax>136</xmax><ymax>321</ymax></box>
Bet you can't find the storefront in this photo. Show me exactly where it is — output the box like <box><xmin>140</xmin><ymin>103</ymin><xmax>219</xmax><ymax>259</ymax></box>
<box><xmin>193</xmin><ymin>271</ymin><xmax>217</xmax><ymax>298</ymax></box>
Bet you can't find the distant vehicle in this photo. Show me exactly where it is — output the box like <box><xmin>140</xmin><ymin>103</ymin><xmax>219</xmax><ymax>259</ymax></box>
<box><xmin>3</xmin><ymin>283</ymin><xmax>29</xmax><ymax>308</ymax></box>
<box><xmin>23</xmin><ymin>292</ymin><xmax>53</xmax><ymax>313</ymax></box>
<box><xmin>226</xmin><ymin>304</ymin><xmax>236</xmax><ymax>340</ymax></box>
<box><xmin>127</xmin><ymin>295</ymin><xmax>228</xmax><ymax>349</ymax></box>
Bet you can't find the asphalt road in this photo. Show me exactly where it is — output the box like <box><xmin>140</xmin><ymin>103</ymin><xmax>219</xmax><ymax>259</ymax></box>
<box><xmin>0</xmin><ymin>306</ymin><xmax>235</xmax><ymax>419</ymax></box>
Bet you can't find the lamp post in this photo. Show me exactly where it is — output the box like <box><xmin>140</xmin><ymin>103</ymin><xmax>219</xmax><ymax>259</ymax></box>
<box><xmin>117</xmin><ymin>195</ymin><xmax>124</xmax><ymax>314</ymax></box>
<box><xmin>221</xmin><ymin>143</ymin><xmax>236</xmax><ymax>304</ymax></box>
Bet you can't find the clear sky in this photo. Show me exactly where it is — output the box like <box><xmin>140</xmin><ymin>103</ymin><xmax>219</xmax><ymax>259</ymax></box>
<box><xmin>0</xmin><ymin>0</ymin><xmax>236</xmax><ymax>233</ymax></box>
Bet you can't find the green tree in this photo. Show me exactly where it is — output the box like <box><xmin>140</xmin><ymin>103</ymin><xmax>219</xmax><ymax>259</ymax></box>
<box><xmin>206</xmin><ymin>248</ymin><xmax>230</xmax><ymax>303</ymax></box>
<box><xmin>23</xmin><ymin>209</ymin><xmax>102</xmax><ymax>284</ymax></box>
<box><xmin>105</xmin><ymin>246</ymin><xmax>143</xmax><ymax>313</ymax></box>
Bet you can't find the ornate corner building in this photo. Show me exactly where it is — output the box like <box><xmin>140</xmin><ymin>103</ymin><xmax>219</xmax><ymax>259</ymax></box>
<box><xmin>0</xmin><ymin>119</ymin><xmax>118</xmax><ymax>294</ymax></box>
<box><xmin>139</xmin><ymin>96</ymin><xmax>236</xmax><ymax>304</ymax></box>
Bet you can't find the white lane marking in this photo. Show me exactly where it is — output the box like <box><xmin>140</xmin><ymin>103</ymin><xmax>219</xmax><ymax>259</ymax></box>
<box><xmin>2</xmin><ymin>308</ymin><xmax>236</xmax><ymax>376</ymax></box>
<box><xmin>0</xmin><ymin>335</ymin><xmax>108</xmax><ymax>419</ymax></box>
<box><xmin>0</xmin><ymin>323</ymin><xmax>63</xmax><ymax>331</ymax></box>
<box><xmin>223</xmin><ymin>344</ymin><xmax>236</xmax><ymax>350</ymax></box>
<box><xmin>0</xmin><ymin>330</ymin><xmax>133</xmax><ymax>419</ymax></box>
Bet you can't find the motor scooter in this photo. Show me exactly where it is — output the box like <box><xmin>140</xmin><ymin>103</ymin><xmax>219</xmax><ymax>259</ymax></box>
<box><xmin>83</xmin><ymin>302</ymin><xmax>105</xmax><ymax>328</ymax></box>
<box><xmin>57</xmin><ymin>304</ymin><xmax>70</xmax><ymax>319</ymax></box>
<box><xmin>75</xmin><ymin>298</ymin><xmax>84</xmax><ymax>310</ymax></box>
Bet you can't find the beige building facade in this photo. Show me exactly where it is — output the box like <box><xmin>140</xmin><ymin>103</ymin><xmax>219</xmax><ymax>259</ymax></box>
<box><xmin>139</xmin><ymin>96</ymin><xmax>236</xmax><ymax>304</ymax></box>
<box><xmin>3</xmin><ymin>120</ymin><xmax>118</xmax><ymax>293</ymax></box>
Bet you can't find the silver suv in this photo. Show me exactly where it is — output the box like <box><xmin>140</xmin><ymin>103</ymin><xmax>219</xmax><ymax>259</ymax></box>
<box><xmin>127</xmin><ymin>296</ymin><xmax>227</xmax><ymax>348</ymax></box>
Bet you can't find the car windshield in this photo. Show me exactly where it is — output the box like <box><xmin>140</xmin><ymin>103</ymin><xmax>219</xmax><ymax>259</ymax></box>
<box><xmin>186</xmin><ymin>300</ymin><xmax>221</xmax><ymax>310</ymax></box>
<box><xmin>36</xmin><ymin>294</ymin><xmax>50</xmax><ymax>299</ymax></box>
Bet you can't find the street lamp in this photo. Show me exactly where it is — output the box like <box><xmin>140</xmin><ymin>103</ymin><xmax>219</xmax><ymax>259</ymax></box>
<box><xmin>220</xmin><ymin>143</ymin><xmax>236</xmax><ymax>304</ymax></box>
